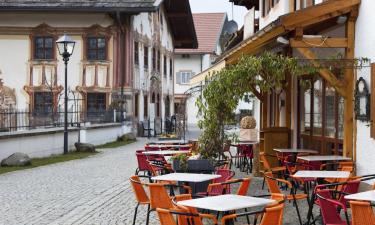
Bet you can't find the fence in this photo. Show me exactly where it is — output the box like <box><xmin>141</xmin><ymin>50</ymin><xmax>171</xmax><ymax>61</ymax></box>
<box><xmin>0</xmin><ymin>109</ymin><xmax>126</xmax><ymax>132</ymax></box>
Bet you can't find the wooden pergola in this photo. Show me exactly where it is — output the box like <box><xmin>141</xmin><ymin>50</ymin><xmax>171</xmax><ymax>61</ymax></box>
<box><xmin>222</xmin><ymin>0</ymin><xmax>361</xmax><ymax>158</ymax></box>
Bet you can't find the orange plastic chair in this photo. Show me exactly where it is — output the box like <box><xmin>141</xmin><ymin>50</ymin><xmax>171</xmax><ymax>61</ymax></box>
<box><xmin>156</xmin><ymin>208</ymin><xmax>218</xmax><ymax>225</ymax></box>
<box><xmin>264</xmin><ymin>172</ymin><xmax>307</xmax><ymax>225</ymax></box>
<box><xmin>221</xmin><ymin>202</ymin><xmax>284</xmax><ymax>225</ymax></box>
<box><xmin>350</xmin><ymin>200</ymin><xmax>375</xmax><ymax>225</ymax></box>
<box><xmin>236</xmin><ymin>177</ymin><xmax>252</xmax><ymax>196</ymax></box>
<box><xmin>260</xmin><ymin>152</ymin><xmax>286</xmax><ymax>189</ymax></box>
<box><xmin>129</xmin><ymin>175</ymin><xmax>151</xmax><ymax>225</ymax></box>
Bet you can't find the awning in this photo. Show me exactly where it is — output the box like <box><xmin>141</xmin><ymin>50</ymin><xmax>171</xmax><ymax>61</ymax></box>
<box><xmin>189</xmin><ymin>60</ymin><xmax>226</xmax><ymax>85</ymax></box>
<box><xmin>189</xmin><ymin>0</ymin><xmax>360</xmax><ymax>85</ymax></box>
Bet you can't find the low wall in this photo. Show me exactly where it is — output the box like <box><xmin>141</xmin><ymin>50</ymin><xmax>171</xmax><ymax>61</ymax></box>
<box><xmin>0</xmin><ymin>123</ymin><xmax>129</xmax><ymax>160</ymax></box>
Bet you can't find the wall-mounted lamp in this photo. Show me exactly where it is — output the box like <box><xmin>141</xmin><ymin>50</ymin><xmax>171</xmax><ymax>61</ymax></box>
<box><xmin>354</xmin><ymin>77</ymin><xmax>370</xmax><ymax>122</ymax></box>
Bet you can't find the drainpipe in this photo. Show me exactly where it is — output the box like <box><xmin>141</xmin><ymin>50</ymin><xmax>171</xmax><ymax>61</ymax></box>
<box><xmin>116</xmin><ymin>12</ymin><xmax>126</xmax><ymax>124</ymax></box>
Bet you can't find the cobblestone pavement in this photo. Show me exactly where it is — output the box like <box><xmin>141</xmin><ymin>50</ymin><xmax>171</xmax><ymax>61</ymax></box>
<box><xmin>0</xmin><ymin>125</ymin><xmax>320</xmax><ymax>225</ymax></box>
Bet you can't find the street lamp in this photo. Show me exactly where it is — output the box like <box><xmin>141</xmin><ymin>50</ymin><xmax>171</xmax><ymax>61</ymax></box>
<box><xmin>56</xmin><ymin>34</ymin><xmax>75</xmax><ymax>154</ymax></box>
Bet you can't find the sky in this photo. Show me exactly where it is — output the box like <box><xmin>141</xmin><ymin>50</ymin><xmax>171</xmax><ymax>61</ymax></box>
<box><xmin>189</xmin><ymin>0</ymin><xmax>248</xmax><ymax>27</ymax></box>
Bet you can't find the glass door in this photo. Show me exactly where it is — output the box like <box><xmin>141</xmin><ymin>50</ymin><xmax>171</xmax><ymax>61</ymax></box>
<box><xmin>298</xmin><ymin>76</ymin><xmax>343</xmax><ymax>155</ymax></box>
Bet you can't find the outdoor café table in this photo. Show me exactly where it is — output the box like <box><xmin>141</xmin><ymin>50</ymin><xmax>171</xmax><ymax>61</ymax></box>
<box><xmin>274</xmin><ymin>148</ymin><xmax>318</xmax><ymax>163</ymax></box>
<box><xmin>151</xmin><ymin>172</ymin><xmax>221</xmax><ymax>195</ymax></box>
<box><xmin>345</xmin><ymin>190</ymin><xmax>375</xmax><ymax>202</ymax></box>
<box><xmin>149</xmin><ymin>139</ymin><xmax>186</xmax><ymax>145</ymax></box>
<box><xmin>146</xmin><ymin>144</ymin><xmax>191</xmax><ymax>149</ymax></box>
<box><xmin>292</xmin><ymin>170</ymin><xmax>350</xmax><ymax>225</ymax></box>
<box><xmin>177</xmin><ymin>194</ymin><xmax>275</xmax><ymax>225</ymax></box>
<box><xmin>297</xmin><ymin>155</ymin><xmax>351</xmax><ymax>162</ymax></box>
<box><xmin>142</xmin><ymin>150</ymin><xmax>190</xmax><ymax>156</ymax></box>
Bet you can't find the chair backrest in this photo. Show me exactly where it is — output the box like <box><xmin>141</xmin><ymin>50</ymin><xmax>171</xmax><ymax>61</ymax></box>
<box><xmin>316</xmin><ymin>189</ymin><xmax>348</xmax><ymax>225</ymax></box>
<box><xmin>149</xmin><ymin>183</ymin><xmax>173</xmax><ymax>209</ymax></box>
<box><xmin>136</xmin><ymin>152</ymin><xmax>149</xmax><ymax>171</ymax></box>
<box><xmin>129</xmin><ymin>175</ymin><xmax>150</xmax><ymax>204</ymax></box>
<box><xmin>156</xmin><ymin>208</ymin><xmax>178</xmax><ymax>225</ymax></box>
<box><xmin>260</xmin><ymin>203</ymin><xmax>284</xmax><ymax>225</ymax></box>
<box><xmin>260</xmin><ymin>152</ymin><xmax>272</xmax><ymax>171</ymax></box>
<box><xmin>264</xmin><ymin>172</ymin><xmax>282</xmax><ymax>194</ymax></box>
<box><xmin>236</xmin><ymin>178</ymin><xmax>251</xmax><ymax>196</ymax></box>
<box><xmin>338</xmin><ymin>180</ymin><xmax>360</xmax><ymax>205</ymax></box>
<box><xmin>173</xmin><ymin>194</ymin><xmax>203</xmax><ymax>225</ymax></box>
<box><xmin>350</xmin><ymin>200</ymin><xmax>375</xmax><ymax>225</ymax></box>
<box><xmin>210</xmin><ymin>169</ymin><xmax>235</xmax><ymax>195</ymax></box>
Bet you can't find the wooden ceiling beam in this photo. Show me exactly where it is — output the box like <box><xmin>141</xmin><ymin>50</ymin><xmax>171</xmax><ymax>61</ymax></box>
<box><xmin>249</xmin><ymin>84</ymin><xmax>264</xmax><ymax>101</ymax></box>
<box><xmin>290</xmin><ymin>38</ymin><xmax>348</xmax><ymax>48</ymax></box>
<box><xmin>296</xmin><ymin>47</ymin><xmax>347</xmax><ymax>98</ymax></box>
<box><xmin>281</xmin><ymin>0</ymin><xmax>360</xmax><ymax>29</ymax></box>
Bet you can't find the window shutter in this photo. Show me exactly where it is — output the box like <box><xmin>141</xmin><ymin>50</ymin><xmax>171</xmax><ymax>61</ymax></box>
<box><xmin>371</xmin><ymin>63</ymin><xmax>375</xmax><ymax>138</ymax></box>
<box><xmin>176</xmin><ymin>72</ymin><xmax>181</xmax><ymax>84</ymax></box>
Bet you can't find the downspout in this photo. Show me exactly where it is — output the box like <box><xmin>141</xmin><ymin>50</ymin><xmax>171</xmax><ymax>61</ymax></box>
<box><xmin>200</xmin><ymin>54</ymin><xmax>203</xmax><ymax>72</ymax></box>
<box><xmin>116</xmin><ymin>11</ymin><xmax>126</xmax><ymax>123</ymax></box>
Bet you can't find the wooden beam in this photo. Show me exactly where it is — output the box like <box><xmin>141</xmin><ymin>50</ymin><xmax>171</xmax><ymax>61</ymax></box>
<box><xmin>290</xmin><ymin>38</ymin><xmax>348</xmax><ymax>48</ymax></box>
<box><xmin>280</xmin><ymin>0</ymin><xmax>361</xmax><ymax>29</ymax></box>
<box><xmin>249</xmin><ymin>84</ymin><xmax>264</xmax><ymax>101</ymax></box>
<box><xmin>226</xmin><ymin>26</ymin><xmax>286</xmax><ymax>65</ymax></box>
<box><xmin>342</xmin><ymin>12</ymin><xmax>356</xmax><ymax>159</ymax></box>
<box><xmin>295</xmin><ymin>48</ymin><xmax>347</xmax><ymax>97</ymax></box>
<box><xmin>167</xmin><ymin>13</ymin><xmax>188</xmax><ymax>18</ymax></box>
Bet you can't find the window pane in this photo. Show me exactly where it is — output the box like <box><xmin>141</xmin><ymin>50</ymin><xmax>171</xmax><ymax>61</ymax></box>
<box><xmin>301</xmin><ymin>84</ymin><xmax>311</xmax><ymax>135</ymax></box>
<box><xmin>325</xmin><ymin>86</ymin><xmax>336</xmax><ymax>138</ymax></box>
<box><xmin>35</xmin><ymin>38</ymin><xmax>44</xmax><ymax>48</ymax></box>
<box><xmin>98</xmin><ymin>49</ymin><xmax>106</xmax><ymax>60</ymax></box>
<box><xmin>313</xmin><ymin>79</ymin><xmax>323</xmax><ymax>135</ymax></box>
<box><xmin>338</xmin><ymin>96</ymin><xmax>344</xmax><ymax>139</ymax></box>
<box><xmin>88</xmin><ymin>38</ymin><xmax>97</xmax><ymax>49</ymax></box>
<box><xmin>45</xmin><ymin>48</ymin><xmax>53</xmax><ymax>59</ymax></box>
<box><xmin>97</xmin><ymin>38</ymin><xmax>106</xmax><ymax>48</ymax></box>
<box><xmin>35</xmin><ymin>49</ymin><xmax>44</xmax><ymax>59</ymax></box>
<box><xmin>88</xmin><ymin>49</ymin><xmax>97</xmax><ymax>60</ymax></box>
<box><xmin>44</xmin><ymin>38</ymin><xmax>53</xmax><ymax>48</ymax></box>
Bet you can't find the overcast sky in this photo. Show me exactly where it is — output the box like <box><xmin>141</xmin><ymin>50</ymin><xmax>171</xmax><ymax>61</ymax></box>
<box><xmin>189</xmin><ymin>0</ymin><xmax>248</xmax><ymax>27</ymax></box>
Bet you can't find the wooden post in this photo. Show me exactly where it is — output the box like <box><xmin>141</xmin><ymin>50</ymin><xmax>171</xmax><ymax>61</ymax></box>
<box><xmin>343</xmin><ymin>13</ymin><xmax>356</xmax><ymax>158</ymax></box>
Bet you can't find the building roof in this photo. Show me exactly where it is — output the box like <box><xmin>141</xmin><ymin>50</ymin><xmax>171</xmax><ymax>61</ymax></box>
<box><xmin>0</xmin><ymin>0</ymin><xmax>159</xmax><ymax>12</ymax></box>
<box><xmin>175</xmin><ymin>13</ymin><xmax>227</xmax><ymax>54</ymax></box>
<box><xmin>0</xmin><ymin>0</ymin><xmax>198</xmax><ymax>49</ymax></box>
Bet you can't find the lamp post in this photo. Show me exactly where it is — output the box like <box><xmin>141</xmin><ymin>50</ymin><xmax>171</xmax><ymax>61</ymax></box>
<box><xmin>56</xmin><ymin>34</ymin><xmax>75</xmax><ymax>154</ymax></box>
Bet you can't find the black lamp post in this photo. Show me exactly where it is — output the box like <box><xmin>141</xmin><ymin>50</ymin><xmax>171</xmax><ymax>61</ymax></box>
<box><xmin>56</xmin><ymin>34</ymin><xmax>75</xmax><ymax>154</ymax></box>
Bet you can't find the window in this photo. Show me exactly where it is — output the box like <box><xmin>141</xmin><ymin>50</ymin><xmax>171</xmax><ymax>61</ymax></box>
<box><xmin>144</xmin><ymin>46</ymin><xmax>149</xmax><ymax>69</ymax></box>
<box><xmin>34</xmin><ymin>37</ymin><xmax>54</xmax><ymax>60</ymax></box>
<box><xmin>300</xmin><ymin>0</ymin><xmax>314</xmax><ymax>9</ymax></box>
<box><xmin>165</xmin><ymin>96</ymin><xmax>170</xmax><ymax>117</ymax></box>
<box><xmin>87</xmin><ymin>37</ymin><xmax>106</xmax><ymax>60</ymax></box>
<box><xmin>157</xmin><ymin>50</ymin><xmax>161</xmax><ymax>72</ymax></box>
<box><xmin>152</xmin><ymin>48</ymin><xmax>156</xmax><ymax>71</ymax></box>
<box><xmin>156</xmin><ymin>94</ymin><xmax>160</xmax><ymax>117</ymax></box>
<box><xmin>144</xmin><ymin>95</ymin><xmax>148</xmax><ymax>118</ymax></box>
<box><xmin>163</xmin><ymin>56</ymin><xmax>167</xmax><ymax>78</ymax></box>
<box><xmin>134</xmin><ymin>93</ymin><xmax>139</xmax><ymax>118</ymax></box>
<box><xmin>87</xmin><ymin>93</ymin><xmax>106</xmax><ymax>112</ymax></box>
<box><xmin>134</xmin><ymin>42</ymin><xmax>139</xmax><ymax>65</ymax></box>
<box><xmin>169</xmin><ymin>59</ymin><xmax>173</xmax><ymax>80</ymax></box>
<box><xmin>177</xmin><ymin>71</ymin><xmax>192</xmax><ymax>84</ymax></box>
<box><xmin>34</xmin><ymin>92</ymin><xmax>53</xmax><ymax>114</ymax></box>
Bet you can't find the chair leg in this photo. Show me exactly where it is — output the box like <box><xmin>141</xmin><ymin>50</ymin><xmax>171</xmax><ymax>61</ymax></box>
<box><xmin>293</xmin><ymin>197</ymin><xmax>303</xmax><ymax>225</ymax></box>
<box><xmin>244</xmin><ymin>208</ymin><xmax>250</xmax><ymax>224</ymax></box>
<box><xmin>132</xmin><ymin>203</ymin><xmax>140</xmax><ymax>225</ymax></box>
<box><xmin>146</xmin><ymin>205</ymin><xmax>152</xmax><ymax>225</ymax></box>
<box><xmin>261</xmin><ymin>177</ymin><xmax>265</xmax><ymax>190</ymax></box>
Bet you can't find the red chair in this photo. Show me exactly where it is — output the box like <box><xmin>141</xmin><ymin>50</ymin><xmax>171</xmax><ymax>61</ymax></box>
<box><xmin>316</xmin><ymin>189</ymin><xmax>350</xmax><ymax>225</ymax></box>
<box><xmin>196</xmin><ymin>169</ymin><xmax>235</xmax><ymax>196</ymax></box>
<box><xmin>135</xmin><ymin>152</ymin><xmax>150</xmax><ymax>175</ymax></box>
